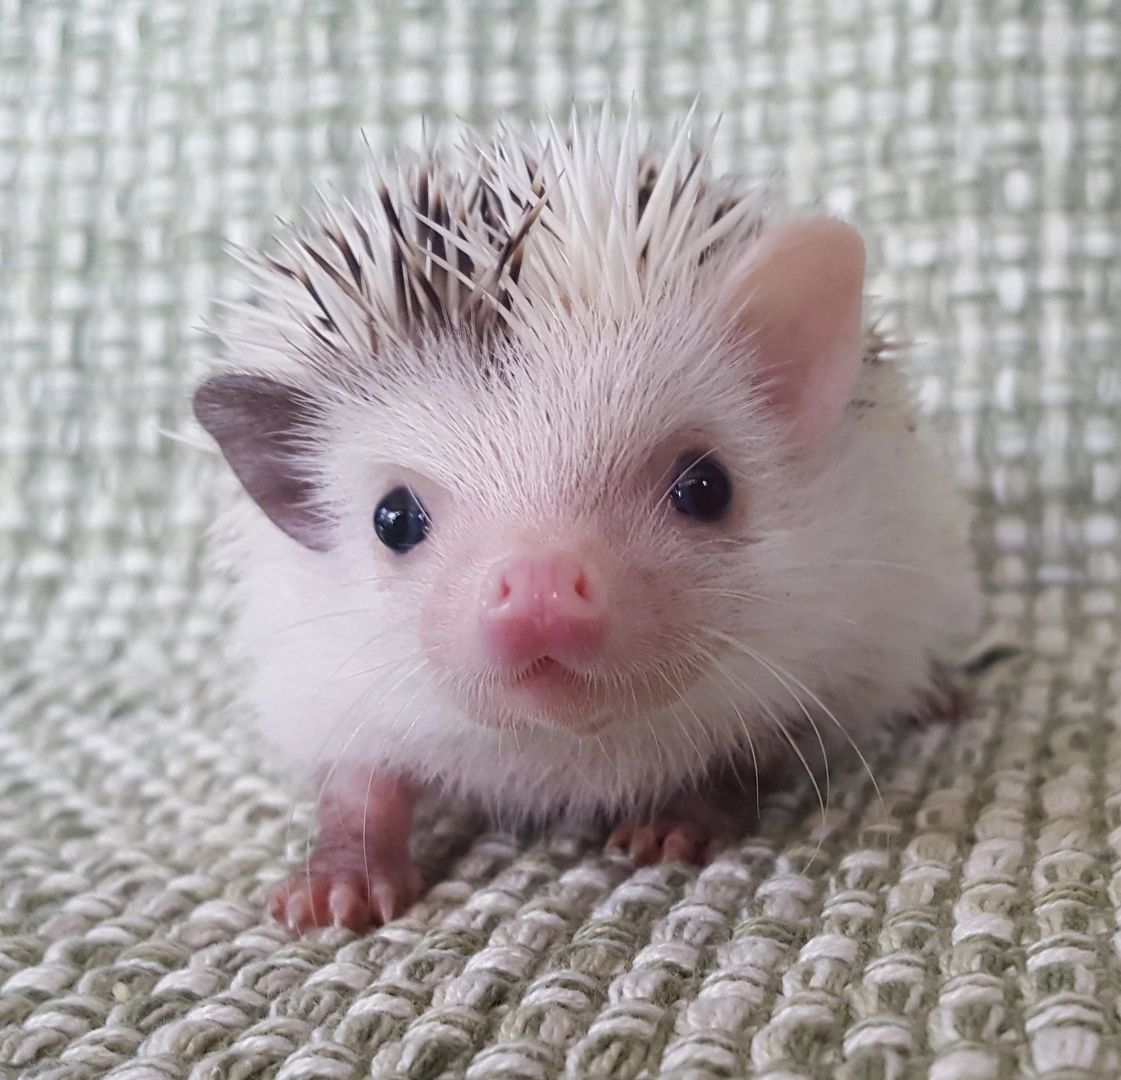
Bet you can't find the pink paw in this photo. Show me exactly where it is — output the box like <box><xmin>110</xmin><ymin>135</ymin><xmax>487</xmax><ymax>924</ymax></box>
<box><xmin>606</xmin><ymin>818</ymin><xmax>733</xmax><ymax>867</ymax></box>
<box><xmin>267</xmin><ymin>856</ymin><xmax>423</xmax><ymax>933</ymax></box>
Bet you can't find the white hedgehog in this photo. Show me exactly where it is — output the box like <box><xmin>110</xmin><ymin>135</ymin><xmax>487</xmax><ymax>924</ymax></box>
<box><xmin>194</xmin><ymin>109</ymin><xmax>980</xmax><ymax>932</ymax></box>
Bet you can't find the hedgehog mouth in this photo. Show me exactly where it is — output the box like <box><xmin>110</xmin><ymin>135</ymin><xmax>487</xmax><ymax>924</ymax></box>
<box><xmin>510</xmin><ymin>657</ymin><xmax>579</xmax><ymax>684</ymax></box>
<box><xmin>503</xmin><ymin>657</ymin><xmax>599</xmax><ymax>705</ymax></box>
<box><xmin>455</xmin><ymin>649</ymin><xmax>705</xmax><ymax>734</ymax></box>
<box><xmin>454</xmin><ymin>657</ymin><xmax>614</xmax><ymax>732</ymax></box>
<box><xmin>479</xmin><ymin>658</ymin><xmax>688</xmax><ymax>734</ymax></box>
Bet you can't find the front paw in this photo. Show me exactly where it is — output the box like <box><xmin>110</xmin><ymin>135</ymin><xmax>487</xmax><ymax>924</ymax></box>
<box><xmin>267</xmin><ymin>854</ymin><xmax>423</xmax><ymax>933</ymax></box>
<box><xmin>606</xmin><ymin>818</ymin><xmax>733</xmax><ymax>867</ymax></box>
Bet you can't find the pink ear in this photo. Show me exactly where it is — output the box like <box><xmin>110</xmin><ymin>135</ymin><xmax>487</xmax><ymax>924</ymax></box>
<box><xmin>730</xmin><ymin>217</ymin><xmax>866</xmax><ymax>446</ymax></box>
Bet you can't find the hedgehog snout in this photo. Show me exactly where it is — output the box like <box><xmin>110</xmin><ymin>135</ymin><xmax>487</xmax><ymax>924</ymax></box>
<box><xmin>478</xmin><ymin>551</ymin><xmax>607</xmax><ymax>672</ymax></box>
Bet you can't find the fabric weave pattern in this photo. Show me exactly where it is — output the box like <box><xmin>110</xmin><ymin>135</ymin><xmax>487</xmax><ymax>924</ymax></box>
<box><xmin>2</xmin><ymin>2</ymin><xmax>1119</xmax><ymax>1077</ymax></box>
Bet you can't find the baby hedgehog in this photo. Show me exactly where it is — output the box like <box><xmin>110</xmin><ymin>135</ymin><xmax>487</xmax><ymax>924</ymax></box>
<box><xmin>194</xmin><ymin>110</ymin><xmax>980</xmax><ymax>932</ymax></box>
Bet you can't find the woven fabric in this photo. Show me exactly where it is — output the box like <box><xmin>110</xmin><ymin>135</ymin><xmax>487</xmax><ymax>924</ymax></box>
<box><xmin>2</xmin><ymin>2</ymin><xmax>1119</xmax><ymax>1077</ymax></box>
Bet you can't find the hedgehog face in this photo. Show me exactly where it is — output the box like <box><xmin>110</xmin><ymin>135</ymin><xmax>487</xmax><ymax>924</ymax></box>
<box><xmin>196</xmin><ymin>214</ymin><xmax>869</xmax><ymax>744</ymax></box>
<box><xmin>271</xmin><ymin>292</ymin><xmax>778</xmax><ymax>737</ymax></box>
<box><xmin>301</xmin><ymin>384</ymin><xmax>704</xmax><ymax>732</ymax></box>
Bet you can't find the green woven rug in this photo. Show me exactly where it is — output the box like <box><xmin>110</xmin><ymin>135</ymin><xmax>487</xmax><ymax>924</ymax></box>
<box><xmin>3</xmin><ymin>3</ymin><xmax>1119</xmax><ymax>1077</ymax></box>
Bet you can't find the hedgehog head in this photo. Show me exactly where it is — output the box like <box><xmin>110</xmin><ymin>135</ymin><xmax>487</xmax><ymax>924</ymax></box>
<box><xmin>195</xmin><ymin>111</ymin><xmax>869</xmax><ymax>747</ymax></box>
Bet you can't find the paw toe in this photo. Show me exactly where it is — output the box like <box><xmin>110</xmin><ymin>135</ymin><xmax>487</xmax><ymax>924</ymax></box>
<box><xmin>629</xmin><ymin>826</ymin><xmax>663</xmax><ymax>866</ymax></box>
<box><xmin>327</xmin><ymin>880</ymin><xmax>368</xmax><ymax>929</ymax></box>
<box><xmin>662</xmin><ymin>827</ymin><xmax>704</xmax><ymax>864</ymax></box>
<box><xmin>608</xmin><ymin>818</ymin><xmax>728</xmax><ymax>867</ymax></box>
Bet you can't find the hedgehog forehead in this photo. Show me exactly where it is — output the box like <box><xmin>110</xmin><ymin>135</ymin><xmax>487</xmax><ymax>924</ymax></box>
<box><xmin>341</xmin><ymin>302</ymin><xmax>735</xmax><ymax>507</ymax></box>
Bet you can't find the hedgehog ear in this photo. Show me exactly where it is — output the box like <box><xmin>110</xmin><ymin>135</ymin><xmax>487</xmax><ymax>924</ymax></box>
<box><xmin>193</xmin><ymin>373</ymin><xmax>333</xmax><ymax>551</ymax></box>
<box><xmin>729</xmin><ymin>217</ymin><xmax>865</xmax><ymax>447</ymax></box>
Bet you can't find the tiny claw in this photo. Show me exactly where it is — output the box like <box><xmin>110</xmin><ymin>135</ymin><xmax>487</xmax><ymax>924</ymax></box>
<box><xmin>369</xmin><ymin>881</ymin><xmax>395</xmax><ymax>925</ymax></box>
<box><xmin>630</xmin><ymin>826</ymin><xmax>661</xmax><ymax>866</ymax></box>
<box><xmin>285</xmin><ymin>889</ymin><xmax>312</xmax><ymax>932</ymax></box>
<box><xmin>608</xmin><ymin>789</ymin><xmax>747</xmax><ymax>867</ymax></box>
<box><xmin>662</xmin><ymin>827</ymin><xmax>701</xmax><ymax>864</ymax></box>
<box><xmin>328</xmin><ymin>882</ymin><xmax>365</xmax><ymax>929</ymax></box>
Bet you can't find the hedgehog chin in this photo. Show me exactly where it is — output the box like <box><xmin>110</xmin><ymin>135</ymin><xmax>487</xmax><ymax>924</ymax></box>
<box><xmin>475</xmin><ymin>706</ymin><xmax>620</xmax><ymax>738</ymax></box>
<box><xmin>451</xmin><ymin>649</ymin><xmax>708</xmax><ymax>736</ymax></box>
<box><xmin>458</xmin><ymin>678</ymin><xmax>625</xmax><ymax>736</ymax></box>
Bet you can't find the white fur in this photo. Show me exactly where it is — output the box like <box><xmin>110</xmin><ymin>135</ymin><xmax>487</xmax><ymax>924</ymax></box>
<box><xmin>204</xmin><ymin>110</ymin><xmax>981</xmax><ymax>823</ymax></box>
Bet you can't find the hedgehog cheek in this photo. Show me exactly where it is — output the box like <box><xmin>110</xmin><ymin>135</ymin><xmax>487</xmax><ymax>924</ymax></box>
<box><xmin>193</xmin><ymin>372</ymin><xmax>334</xmax><ymax>551</ymax></box>
<box><xmin>727</xmin><ymin>216</ymin><xmax>866</xmax><ymax>448</ymax></box>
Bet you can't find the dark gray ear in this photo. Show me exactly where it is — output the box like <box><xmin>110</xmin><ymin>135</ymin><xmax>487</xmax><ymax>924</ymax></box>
<box><xmin>193</xmin><ymin>373</ymin><xmax>332</xmax><ymax>551</ymax></box>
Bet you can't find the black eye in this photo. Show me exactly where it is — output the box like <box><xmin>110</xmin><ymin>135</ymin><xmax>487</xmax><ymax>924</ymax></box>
<box><xmin>374</xmin><ymin>486</ymin><xmax>430</xmax><ymax>553</ymax></box>
<box><xmin>669</xmin><ymin>456</ymin><xmax>733</xmax><ymax>522</ymax></box>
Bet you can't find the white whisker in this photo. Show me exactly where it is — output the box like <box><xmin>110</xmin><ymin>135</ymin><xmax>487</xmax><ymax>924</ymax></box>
<box><xmin>704</xmin><ymin>651</ymin><xmax>827</xmax><ymax>828</ymax></box>
<box><xmin>705</xmin><ymin>628</ymin><xmax>885</xmax><ymax>818</ymax></box>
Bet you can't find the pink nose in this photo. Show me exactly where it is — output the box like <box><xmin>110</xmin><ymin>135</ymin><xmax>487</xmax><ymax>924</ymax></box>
<box><xmin>480</xmin><ymin>552</ymin><xmax>606</xmax><ymax>669</ymax></box>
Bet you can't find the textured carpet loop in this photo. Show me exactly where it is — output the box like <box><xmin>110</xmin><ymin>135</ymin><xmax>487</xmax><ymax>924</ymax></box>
<box><xmin>3</xmin><ymin>0</ymin><xmax>1120</xmax><ymax>1076</ymax></box>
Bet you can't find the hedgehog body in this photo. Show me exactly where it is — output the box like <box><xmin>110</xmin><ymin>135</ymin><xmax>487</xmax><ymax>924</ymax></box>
<box><xmin>198</xmin><ymin>111</ymin><xmax>979</xmax><ymax>830</ymax></box>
